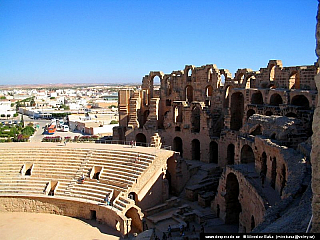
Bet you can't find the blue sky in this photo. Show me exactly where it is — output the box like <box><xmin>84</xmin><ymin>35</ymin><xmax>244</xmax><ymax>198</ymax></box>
<box><xmin>0</xmin><ymin>0</ymin><xmax>318</xmax><ymax>85</ymax></box>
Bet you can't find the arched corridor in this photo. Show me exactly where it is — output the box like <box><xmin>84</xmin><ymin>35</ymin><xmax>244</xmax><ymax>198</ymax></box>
<box><xmin>225</xmin><ymin>173</ymin><xmax>241</xmax><ymax>224</ymax></box>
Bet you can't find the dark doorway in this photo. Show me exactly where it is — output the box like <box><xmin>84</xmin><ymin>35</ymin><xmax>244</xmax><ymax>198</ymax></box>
<box><xmin>135</xmin><ymin>133</ymin><xmax>147</xmax><ymax>146</ymax></box>
<box><xmin>270</xmin><ymin>93</ymin><xmax>283</xmax><ymax>106</ymax></box>
<box><xmin>191</xmin><ymin>106</ymin><xmax>201</xmax><ymax>133</ymax></box>
<box><xmin>225</xmin><ymin>173</ymin><xmax>241</xmax><ymax>224</ymax></box>
<box><xmin>173</xmin><ymin>137</ymin><xmax>183</xmax><ymax>157</ymax></box>
<box><xmin>227</xmin><ymin>144</ymin><xmax>235</xmax><ymax>165</ymax></box>
<box><xmin>192</xmin><ymin>139</ymin><xmax>200</xmax><ymax>160</ymax></box>
<box><xmin>241</xmin><ymin>145</ymin><xmax>255</xmax><ymax>164</ymax></box>
<box><xmin>90</xmin><ymin>210</ymin><xmax>96</xmax><ymax>220</ymax></box>
<box><xmin>251</xmin><ymin>91</ymin><xmax>263</xmax><ymax>104</ymax></box>
<box><xmin>230</xmin><ymin>92</ymin><xmax>244</xmax><ymax>131</ymax></box>
<box><xmin>210</xmin><ymin>141</ymin><xmax>218</xmax><ymax>164</ymax></box>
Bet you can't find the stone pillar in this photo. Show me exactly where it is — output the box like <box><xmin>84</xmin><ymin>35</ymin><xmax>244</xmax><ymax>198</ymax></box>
<box><xmin>311</xmin><ymin>1</ymin><xmax>320</xmax><ymax>233</ymax></box>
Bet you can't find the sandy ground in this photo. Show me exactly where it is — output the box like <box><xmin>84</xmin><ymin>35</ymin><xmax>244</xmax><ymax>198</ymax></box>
<box><xmin>0</xmin><ymin>212</ymin><xmax>122</xmax><ymax>240</ymax></box>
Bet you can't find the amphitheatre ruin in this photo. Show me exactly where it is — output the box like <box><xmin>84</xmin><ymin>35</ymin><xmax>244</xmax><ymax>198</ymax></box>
<box><xmin>2</xmin><ymin>3</ymin><xmax>320</xmax><ymax>239</ymax></box>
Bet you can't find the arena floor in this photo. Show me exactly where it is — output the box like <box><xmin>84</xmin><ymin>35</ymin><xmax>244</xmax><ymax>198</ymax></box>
<box><xmin>0</xmin><ymin>212</ymin><xmax>122</xmax><ymax>240</ymax></box>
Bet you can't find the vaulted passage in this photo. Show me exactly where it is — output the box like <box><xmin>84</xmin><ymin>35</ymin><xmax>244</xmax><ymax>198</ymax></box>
<box><xmin>241</xmin><ymin>145</ymin><xmax>255</xmax><ymax>164</ymax></box>
<box><xmin>135</xmin><ymin>133</ymin><xmax>146</xmax><ymax>146</ymax></box>
<box><xmin>125</xmin><ymin>207</ymin><xmax>143</xmax><ymax>233</ymax></box>
<box><xmin>225</xmin><ymin>173</ymin><xmax>241</xmax><ymax>224</ymax></box>
<box><xmin>230</xmin><ymin>92</ymin><xmax>244</xmax><ymax>131</ymax></box>
<box><xmin>291</xmin><ymin>95</ymin><xmax>310</xmax><ymax>110</ymax></box>
<box><xmin>270</xmin><ymin>93</ymin><xmax>283</xmax><ymax>106</ymax></box>
<box><xmin>251</xmin><ymin>91</ymin><xmax>263</xmax><ymax>104</ymax></box>
<box><xmin>173</xmin><ymin>137</ymin><xmax>183</xmax><ymax>157</ymax></box>
<box><xmin>192</xmin><ymin>139</ymin><xmax>200</xmax><ymax>160</ymax></box>
<box><xmin>210</xmin><ymin>141</ymin><xmax>218</xmax><ymax>164</ymax></box>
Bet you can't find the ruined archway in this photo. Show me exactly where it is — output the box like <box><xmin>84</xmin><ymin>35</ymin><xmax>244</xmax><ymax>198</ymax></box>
<box><xmin>173</xmin><ymin>137</ymin><xmax>183</xmax><ymax>157</ymax></box>
<box><xmin>225</xmin><ymin>173</ymin><xmax>241</xmax><ymax>224</ymax></box>
<box><xmin>251</xmin><ymin>91</ymin><xmax>263</xmax><ymax>105</ymax></box>
<box><xmin>185</xmin><ymin>85</ymin><xmax>193</xmax><ymax>103</ymax></box>
<box><xmin>192</xmin><ymin>139</ymin><xmax>200</xmax><ymax>161</ymax></box>
<box><xmin>270</xmin><ymin>93</ymin><xmax>283</xmax><ymax>106</ymax></box>
<box><xmin>135</xmin><ymin>133</ymin><xmax>146</xmax><ymax>146</ymax></box>
<box><xmin>125</xmin><ymin>207</ymin><xmax>143</xmax><ymax>233</ymax></box>
<box><xmin>271</xmin><ymin>157</ymin><xmax>277</xmax><ymax>189</ymax></box>
<box><xmin>230</xmin><ymin>92</ymin><xmax>244</xmax><ymax>131</ymax></box>
<box><xmin>227</xmin><ymin>144</ymin><xmax>235</xmax><ymax>165</ymax></box>
<box><xmin>191</xmin><ymin>106</ymin><xmax>201</xmax><ymax>133</ymax></box>
<box><xmin>291</xmin><ymin>95</ymin><xmax>310</xmax><ymax>110</ymax></box>
<box><xmin>210</xmin><ymin>141</ymin><xmax>218</xmax><ymax>164</ymax></box>
<box><xmin>289</xmin><ymin>71</ymin><xmax>300</xmax><ymax>89</ymax></box>
<box><xmin>241</xmin><ymin>145</ymin><xmax>255</xmax><ymax>164</ymax></box>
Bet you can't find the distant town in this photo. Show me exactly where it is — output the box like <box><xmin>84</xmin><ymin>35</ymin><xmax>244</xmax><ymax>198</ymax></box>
<box><xmin>0</xmin><ymin>84</ymin><xmax>137</xmax><ymax>141</ymax></box>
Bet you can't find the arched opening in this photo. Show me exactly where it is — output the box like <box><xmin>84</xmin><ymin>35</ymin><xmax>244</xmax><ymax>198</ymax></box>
<box><xmin>192</xmin><ymin>139</ymin><xmax>200</xmax><ymax>161</ymax></box>
<box><xmin>270</xmin><ymin>65</ymin><xmax>275</xmax><ymax>81</ymax></box>
<box><xmin>220</xmin><ymin>74</ymin><xmax>226</xmax><ymax>87</ymax></box>
<box><xmin>280</xmin><ymin>164</ymin><xmax>287</xmax><ymax>196</ymax></box>
<box><xmin>289</xmin><ymin>72</ymin><xmax>300</xmax><ymax>89</ymax></box>
<box><xmin>241</xmin><ymin>145</ymin><xmax>255</xmax><ymax>164</ymax></box>
<box><xmin>166</xmin><ymin>99</ymin><xmax>171</xmax><ymax>106</ymax></box>
<box><xmin>206</xmin><ymin>85</ymin><xmax>213</xmax><ymax>97</ymax></box>
<box><xmin>227</xmin><ymin>144</ymin><xmax>235</xmax><ymax>165</ymax></box>
<box><xmin>125</xmin><ymin>207</ymin><xmax>143</xmax><ymax>233</ymax></box>
<box><xmin>271</xmin><ymin>157</ymin><xmax>277</xmax><ymax>189</ymax></box>
<box><xmin>173</xmin><ymin>137</ymin><xmax>183</xmax><ymax>157</ymax></box>
<box><xmin>250</xmin><ymin>125</ymin><xmax>262</xmax><ymax>136</ymax></box>
<box><xmin>153</xmin><ymin>76</ymin><xmax>161</xmax><ymax>98</ymax></box>
<box><xmin>239</xmin><ymin>74</ymin><xmax>245</xmax><ymax>84</ymax></box>
<box><xmin>230</xmin><ymin>92</ymin><xmax>244</xmax><ymax>131</ymax></box>
<box><xmin>208</xmin><ymin>68</ymin><xmax>213</xmax><ymax>82</ymax></box>
<box><xmin>291</xmin><ymin>95</ymin><xmax>310</xmax><ymax>110</ymax></box>
<box><xmin>251</xmin><ymin>91</ymin><xmax>263</xmax><ymax>105</ymax></box>
<box><xmin>209</xmin><ymin>141</ymin><xmax>218</xmax><ymax>164</ymax></box>
<box><xmin>191</xmin><ymin>106</ymin><xmax>200</xmax><ymax>133</ymax></box>
<box><xmin>128</xmin><ymin>192</ymin><xmax>138</xmax><ymax>203</ymax></box>
<box><xmin>185</xmin><ymin>85</ymin><xmax>193</xmax><ymax>103</ymax></box>
<box><xmin>265</xmin><ymin>111</ymin><xmax>273</xmax><ymax>116</ymax></box>
<box><xmin>174</xmin><ymin>106</ymin><xmax>182</xmax><ymax>123</ymax></box>
<box><xmin>247</xmin><ymin>109</ymin><xmax>255</xmax><ymax>120</ymax></box>
<box><xmin>225</xmin><ymin>173</ymin><xmax>241</xmax><ymax>224</ymax></box>
<box><xmin>261</xmin><ymin>152</ymin><xmax>267</xmax><ymax>177</ymax></box>
<box><xmin>251</xmin><ymin>215</ymin><xmax>255</xmax><ymax>231</ymax></box>
<box><xmin>187</xmin><ymin>69</ymin><xmax>192</xmax><ymax>82</ymax></box>
<box><xmin>270</xmin><ymin>93</ymin><xmax>283</xmax><ymax>106</ymax></box>
<box><xmin>285</xmin><ymin>112</ymin><xmax>298</xmax><ymax>118</ymax></box>
<box><xmin>135</xmin><ymin>133</ymin><xmax>146</xmax><ymax>146</ymax></box>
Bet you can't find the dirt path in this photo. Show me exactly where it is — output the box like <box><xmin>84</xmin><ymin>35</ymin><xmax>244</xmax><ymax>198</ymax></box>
<box><xmin>0</xmin><ymin>212</ymin><xmax>122</xmax><ymax>240</ymax></box>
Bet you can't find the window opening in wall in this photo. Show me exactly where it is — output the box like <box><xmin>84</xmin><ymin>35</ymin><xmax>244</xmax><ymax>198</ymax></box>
<box><xmin>208</xmin><ymin>68</ymin><xmax>213</xmax><ymax>82</ymax></box>
<box><xmin>270</xmin><ymin>93</ymin><xmax>283</xmax><ymax>106</ymax></box>
<box><xmin>191</xmin><ymin>139</ymin><xmax>200</xmax><ymax>160</ymax></box>
<box><xmin>289</xmin><ymin>72</ymin><xmax>300</xmax><ymax>89</ymax></box>
<box><xmin>220</xmin><ymin>74</ymin><xmax>226</xmax><ymax>86</ymax></box>
<box><xmin>251</xmin><ymin>91</ymin><xmax>263</xmax><ymax>105</ymax></box>
<box><xmin>209</xmin><ymin>141</ymin><xmax>218</xmax><ymax>164</ymax></box>
<box><xmin>191</xmin><ymin>106</ymin><xmax>200</xmax><ymax>133</ymax></box>
<box><xmin>166</xmin><ymin>99</ymin><xmax>171</xmax><ymax>106</ymax></box>
<box><xmin>230</xmin><ymin>92</ymin><xmax>244</xmax><ymax>131</ymax></box>
<box><xmin>187</xmin><ymin>69</ymin><xmax>192</xmax><ymax>82</ymax></box>
<box><xmin>241</xmin><ymin>145</ymin><xmax>255</xmax><ymax>164</ymax></box>
<box><xmin>227</xmin><ymin>144</ymin><xmax>235</xmax><ymax>165</ymax></box>
<box><xmin>175</xmin><ymin>126</ymin><xmax>181</xmax><ymax>131</ymax></box>
<box><xmin>270</xmin><ymin>65</ymin><xmax>275</xmax><ymax>81</ymax></box>
<box><xmin>206</xmin><ymin>85</ymin><xmax>213</xmax><ymax>97</ymax></box>
<box><xmin>90</xmin><ymin>210</ymin><xmax>97</xmax><ymax>220</ymax></box>
<box><xmin>185</xmin><ymin>85</ymin><xmax>193</xmax><ymax>103</ymax></box>
<box><xmin>174</xmin><ymin>106</ymin><xmax>182</xmax><ymax>123</ymax></box>
<box><xmin>90</xmin><ymin>166</ymin><xmax>103</xmax><ymax>180</ymax></box>
<box><xmin>166</xmin><ymin>77</ymin><xmax>172</xmax><ymax>95</ymax></box>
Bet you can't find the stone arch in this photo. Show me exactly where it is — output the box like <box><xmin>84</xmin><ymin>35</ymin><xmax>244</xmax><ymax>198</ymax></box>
<box><xmin>271</xmin><ymin>157</ymin><xmax>277</xmax><ymax>189</ymax></box>
<box><xmin>191</xmin><ymin>139</ymin><xmax>200</xmax><ymax>160</ymax></box>
<box><xmin>289</xmin><ymin>71</ymin><xmax>300</xmax><ymax>89</ymax></box>
<box><xmin>227</xmin><ymin>144</ymin><xmax>235</xmax><ymax>165</ymax></box>
<box><xmin>291</xmin><ymin>95</ymin><xmax>310</xmax><ymax>110</ymax></box>
<box><xmin>250</xmin><ymin>125</ymin><xmax>262</xmax><ymax>136</ymax></box>
<box><xmin>247</xmin><ymin>109</ymin><xmax>255</xmax><ymax>120</ymax></box>
<box><xmin>173</xmin><ymin>137</ymin><xmax>183</xmax><ymax>157</ymax></box>
<box><xmin>270</xmin><ymin>93</ymin><xmax>283</xmax><ymax>106</ymax></box>
<box><xmin>209</xmin><ymin>141</ymin><xmax>218</xmax><ymax>164</ymax></box>
<box><xmin>220</xmin><ymin>74</ymin><xmax>226</xmax><ymax>87</ymax></box>
<box><xmin>241</xmin><ymin>145</ymin><xmax>255</xmax><ymax>164</ymax></box>
<box><xmin>251</xmin><ymin>91</ymin><xmax>263</xmax><ymax>105</ymax></box>
<box><xmin>223</xmin><ymin>85</ymin><xmax>232</xmax><ymax>108</ymax></box>
<box><xmin>185</xmin><ymin>85</ymin><xmax>193</xmax><ymax>103</ymax></box>
<box><xmin>280</xmin><ymin>164</ymin><xmax>287</xmax><ymax>196</ymax></box>
<box><xmin>152</xmin><ymin>75</ymin><xmax>161</xmax><ymax>86</ymax></box>
<box><xmin>230</xmin><ymin>92</ymin><xmax>244</xmax><ymax>131</ymax></box>
<box><xmin>125</xmin><ymin>207</ymin><xmax>143</xmax><ymax>233</ymax></box>
<box><xmin>225</xmin><ymin>173</ymin><xmax>241</xmax><ymax>224</ymax></box>
<box><xmin>191</xmin><ymin>106</ymin><xmax>201</xmax><ymax>133</ymax></box>
<box><xmin>206</xmin><ymin>85</ymin><xmax>213</xmax><ymax>97</ymax></box>
<box><xmin>135</xmin><ymin>133</ymin><xmax>146</xmax><ymax>146</ymax></box>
